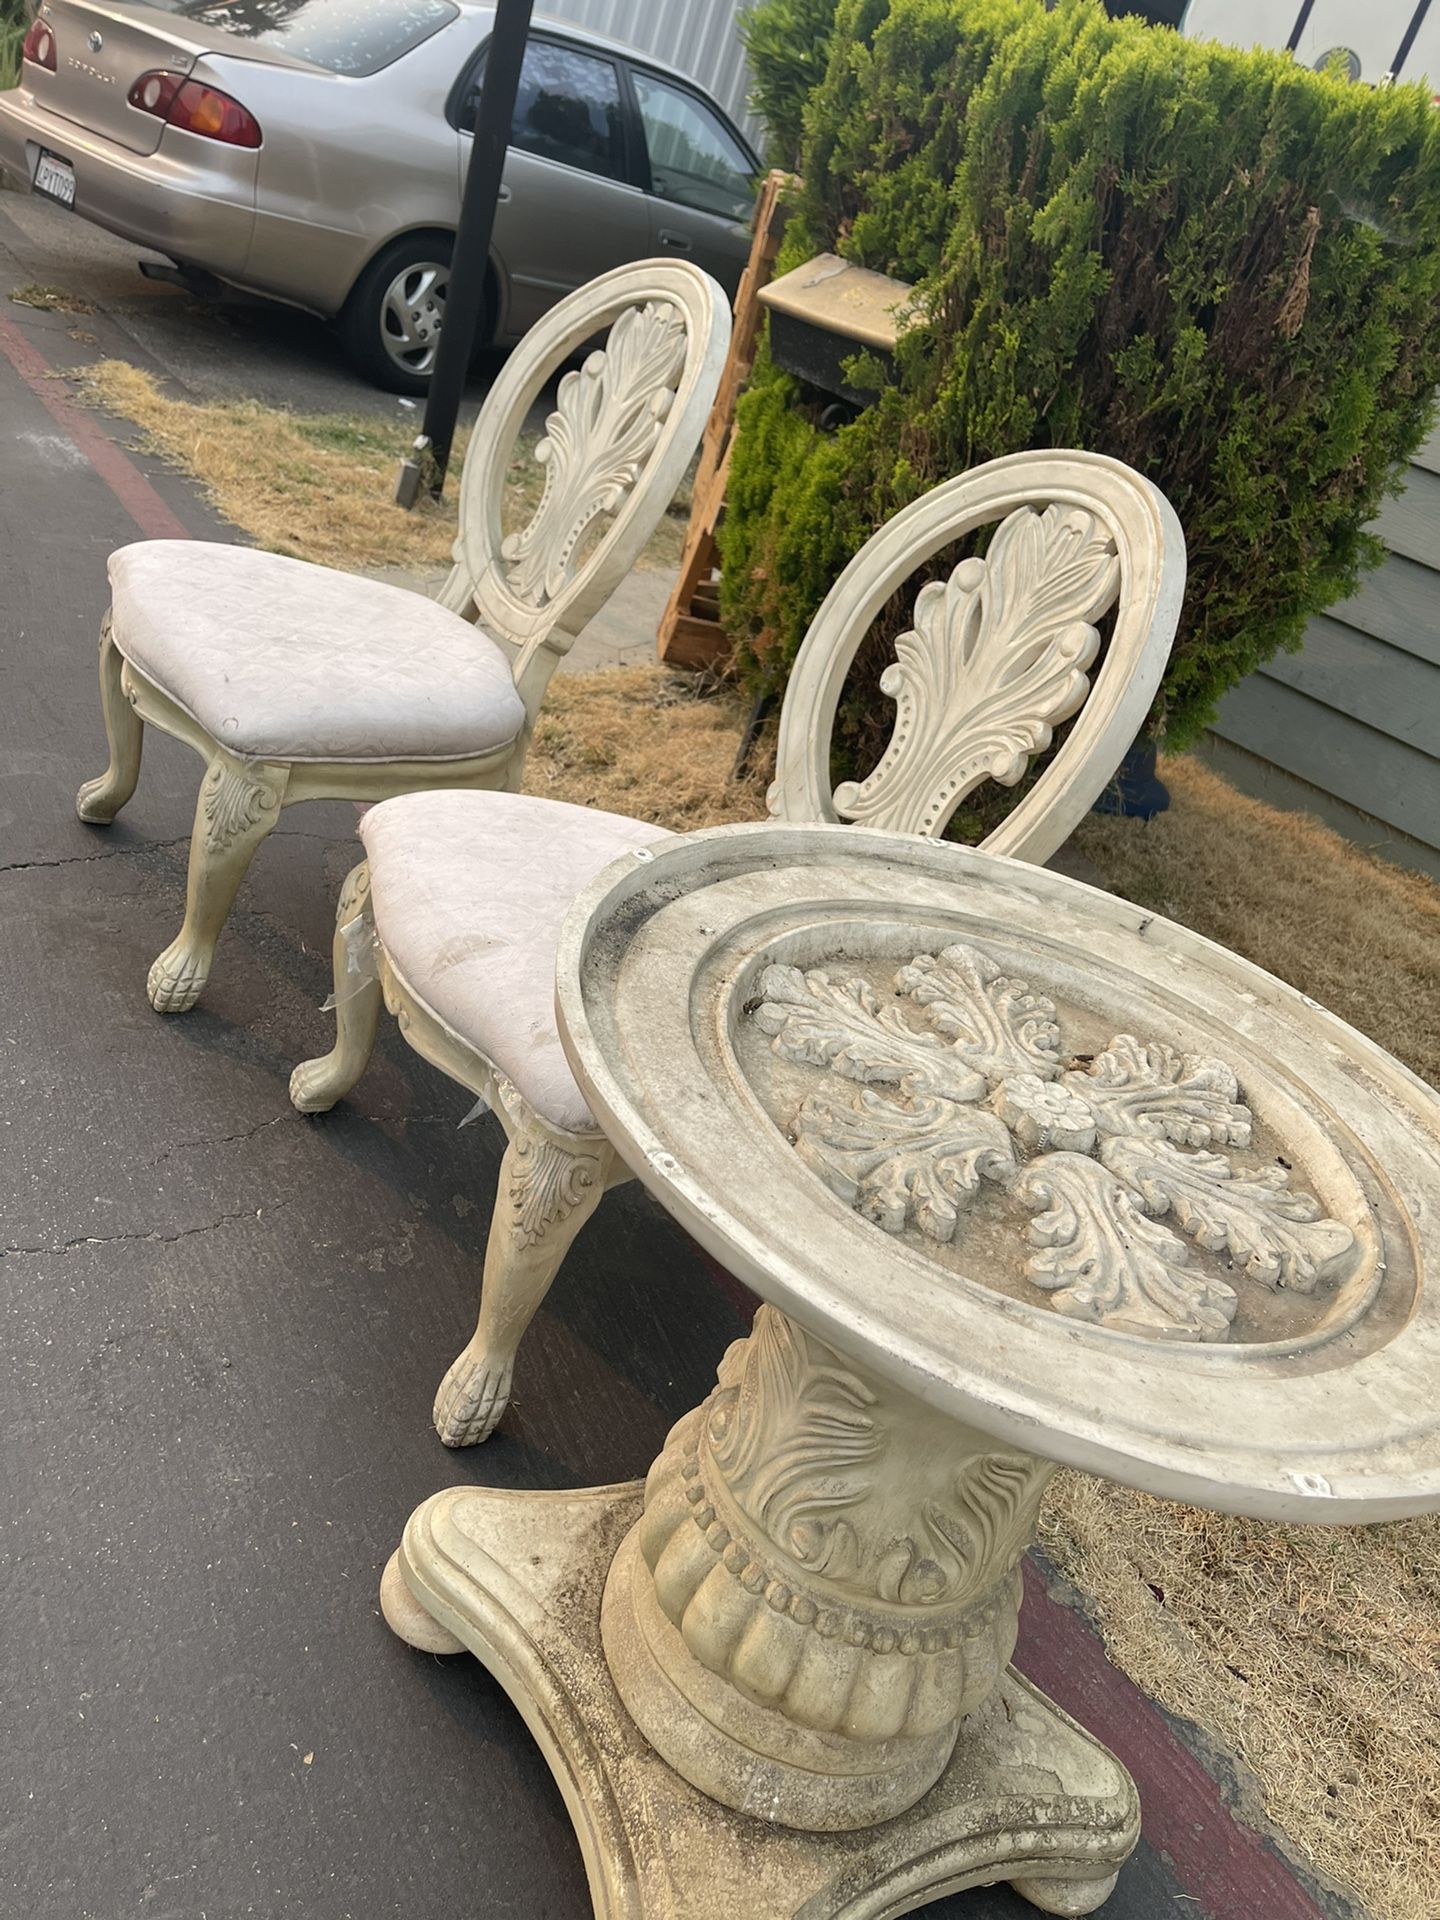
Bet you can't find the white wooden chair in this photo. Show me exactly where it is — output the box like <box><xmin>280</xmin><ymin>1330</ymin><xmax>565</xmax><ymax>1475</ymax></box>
<box><xmin>290</xmin><ymin>451</ymin><xmax>1186</xmax><ymax>1446</ymax></box>
<box><xmin>75</xmin><ymin>260</ymin><xmax>731</xmax><ymax>1013</ymax></box>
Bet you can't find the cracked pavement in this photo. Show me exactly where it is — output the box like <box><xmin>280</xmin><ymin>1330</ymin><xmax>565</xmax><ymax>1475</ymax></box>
<box><xmin>0</xmin><ymin>247</ymin><xmax>760</xmax><ymax>1920</ymax></box>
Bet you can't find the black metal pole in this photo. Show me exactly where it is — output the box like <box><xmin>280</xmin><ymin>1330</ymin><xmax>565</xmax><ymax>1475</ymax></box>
<box><xmin>405</xmin><ymin>0</ymin><xmax>533</xmax><ymax>500</ymax></box>
<box><xmin>1389</xmin><ymin>0</ymin><xmax>1433</xmax><ymax>78</ymax></box>
<box><xmin>1284</xmin><ymin>0</ymin><xmax>1317</xmax><ymax>53</ymax></box>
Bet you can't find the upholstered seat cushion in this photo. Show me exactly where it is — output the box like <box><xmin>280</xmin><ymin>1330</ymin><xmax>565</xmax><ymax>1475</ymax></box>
<box><xmin>109</xmin><ymin>541</ymin><xmax>526</xmax><ymax>764</ymax></box>
<box><xmin>361</xmin><ymin>790</ymin><xmax>673</xmax><ymax>1134</ymax></box>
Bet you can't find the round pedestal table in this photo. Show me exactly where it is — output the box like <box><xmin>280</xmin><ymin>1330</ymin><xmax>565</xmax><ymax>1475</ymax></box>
<box><xmin>382</xmin><ymin>823</ymin><xmax>1440</xmax><ymax>1920</ymax></box>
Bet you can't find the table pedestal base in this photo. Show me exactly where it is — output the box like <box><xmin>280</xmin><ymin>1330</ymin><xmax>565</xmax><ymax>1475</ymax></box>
<box><xmin>383</xmin><ymin>1482</ymin><xmax>1138</xmax><ymax>1919</ymax></box>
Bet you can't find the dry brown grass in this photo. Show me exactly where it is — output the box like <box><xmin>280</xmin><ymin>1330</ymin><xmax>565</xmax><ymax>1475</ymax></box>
<box><xmin>1076</xmin><ymin>755</ymin><xmax>1440</xmax><ymax>1089</ymax></box>
<box><xmin>1041</xmin><ymin>1481</ymin><xmax>1440</xmax><ymax>1919</ymax></box>
<box><xmin>82</xmin><ymin>359</ymin><xmax>459</xmax><ymax>571</ymax></box>
<box><xmin>10</xmin><ymin>281</ymin><xmax>95</xmax><ymax>314</ymax></box>
<box><xmin>524</xmin><ymin>665</ymin><xmax>764</xmax><ymax>827</ymax></box>
<box><xmin>1061</xmin><ymin>754</ymin><xmax>1440</xmax><ymax>1920</ymax></box>
<box><xmin>78</xmin><ymin>359</ymin><xmax>688</xmax><ymax>577</ymax></box>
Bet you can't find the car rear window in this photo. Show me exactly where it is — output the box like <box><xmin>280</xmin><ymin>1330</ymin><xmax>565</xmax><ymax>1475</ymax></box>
<box><xmin>148</xmin><ymin>0</ymin><xmax>458</xmax><ymax>76</ymax></box>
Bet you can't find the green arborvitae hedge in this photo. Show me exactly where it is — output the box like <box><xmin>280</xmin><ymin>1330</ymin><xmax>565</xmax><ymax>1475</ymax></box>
<box><xmin>720</xmin><ymin>0</ymin><xmax>1440</xmax><ymax>766</ymax></box>
<box><xmin>739</xmin><ymin>0</ymin><xmax>843</xmax><ymax>166</ymax></box>
<box><xmin>1</xmin><ymin>0</ymin><xmax>27</xmax><ymax>89</ymax></box>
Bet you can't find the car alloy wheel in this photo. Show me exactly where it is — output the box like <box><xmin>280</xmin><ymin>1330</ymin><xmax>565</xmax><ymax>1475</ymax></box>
<box><xmin>380</xmin><ymin>261</ymin><xmax>449</xmax><ymax>378</ymax></box>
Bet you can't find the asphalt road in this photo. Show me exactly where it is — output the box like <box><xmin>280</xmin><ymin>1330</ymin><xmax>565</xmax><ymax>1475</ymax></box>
<box><xmin>0</xmin><ymin>182</ymin><xmax>498</xmax><ymax>416</ymax></box>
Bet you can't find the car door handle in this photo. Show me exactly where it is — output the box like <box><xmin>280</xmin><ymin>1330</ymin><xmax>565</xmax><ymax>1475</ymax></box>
<box><xmin>658</xmin><ymin>227</ymin><xmax>692</xmax><ymax>251</ymax></box>
<box><xmin>497</xmin><ymin>185</ymin><xmax>511</xmax><ymax>202</ymax></box>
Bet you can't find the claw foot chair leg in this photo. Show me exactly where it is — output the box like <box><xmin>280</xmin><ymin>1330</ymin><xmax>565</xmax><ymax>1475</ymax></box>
<box><xmin>149</xmin><ymin>749</ymin><xmax>290</xmax><ymax>1014</ymax></box>
<box><xmin>76</xmin><ymin>615</ymin><xmax>144</xmax><ymax>825</ymax></box>
<box><xmin>290</xmin><ymin>862</ymin><xmax>381</xmax><ymax>1112</ymax></box>
<box><xmin>433</xmin><ymin>1110</ymin><xmax>615</xmax><ymax>1448</ymax></box>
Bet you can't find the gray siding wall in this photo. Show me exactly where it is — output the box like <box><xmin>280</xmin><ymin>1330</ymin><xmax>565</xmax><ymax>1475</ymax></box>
<box><xmin>1204</xmin><ymin>427</ymin><xmax>1440</xmax><ymax>882</ymax></box>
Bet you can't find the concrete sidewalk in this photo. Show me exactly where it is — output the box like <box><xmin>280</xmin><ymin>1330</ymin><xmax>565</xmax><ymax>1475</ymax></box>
<box><xmin>0</xmin><ymin>290</ymin><xmax>1354</xmax><ymax>1920</ymax></box>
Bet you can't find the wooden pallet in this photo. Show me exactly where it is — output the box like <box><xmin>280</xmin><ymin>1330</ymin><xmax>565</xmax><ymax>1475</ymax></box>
<box><xmin>658</xmin><ymin>170</ymin><xmax>794</xmax><ymax>670</ymax></box>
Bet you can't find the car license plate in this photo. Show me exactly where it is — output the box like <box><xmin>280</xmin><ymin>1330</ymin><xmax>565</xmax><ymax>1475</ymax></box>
<box><xmin>33</xmin><ymin>150</ymin><xmax>76</xmax><ymax>208</ymax></box>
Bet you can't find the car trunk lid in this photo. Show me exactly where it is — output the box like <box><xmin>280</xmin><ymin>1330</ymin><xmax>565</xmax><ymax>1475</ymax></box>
<box><xmin>23</xmin><ymin>0</ymin><xmax>314</xmax><ymax>155</ymax></box>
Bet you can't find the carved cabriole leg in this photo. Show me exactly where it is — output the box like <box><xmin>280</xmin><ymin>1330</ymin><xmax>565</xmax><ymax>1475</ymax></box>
<box><xmin>433</xmin><ymin>1079</ymin><xmax>615</xmax><ymax>1448</ymax></box>
<box><xmin>148</xmin><ymin>748</ymin><xmax>289</xmax><ymax>1013</ymax></box>
<box><xmin>602</xmin><ymin>1303</ymin><xmax>1056</xmax><ymax>1835</ymax></box>
<box><xmin>76</xmin><ymin>613</ymin><xmax>144</xmax><ymax>824</ymax></box>
<box><xmin>290</xmin><ymin>862</ymin><xmax>381</xmax><ymax>1112</ymax></box>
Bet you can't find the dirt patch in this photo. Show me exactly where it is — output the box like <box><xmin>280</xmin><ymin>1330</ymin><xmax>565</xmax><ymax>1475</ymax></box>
<box><xmin>78</xmin><ymin>359</ymin><xmax>688</xmax><ymax>577</ymax></box>
<box><xmin>1059</xmin><ymin>754</ymin><xmax>1440</xmax><ymax>1920</ymax></box>
<box><xmin>523</xmin><ymin>665</ymin><xmax>765</xmax><ymax>829</ymax></box>
<box><xmin>11</xmin><ymin>281</ymin><xmax>95</xmax><ymax>314</ymax></box>
<box><xmin>1076</xmin><ymin>755</ymin><xmax>1440</xmax><ymax>1089</ymax></box>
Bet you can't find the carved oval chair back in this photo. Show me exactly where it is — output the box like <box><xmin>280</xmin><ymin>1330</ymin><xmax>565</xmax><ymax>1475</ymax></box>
<box><xmin>291</xmin><ymin>449</ymin><xmax>1185</xmax><ymax>1450</ymax></box>
<box><xmin>74</xmin><ymin>258</ymin><xmax>731</xmax><ymax>1015</ymax></box>
<box><xmin>441</xmin><ymin>263</ymin><xmax>727</xmax><ymax>663</ymax></box>
<box><xmin>769</xmin><ymin>449</ymin><xmax>1186</xmax><ymax>865</ymax></box>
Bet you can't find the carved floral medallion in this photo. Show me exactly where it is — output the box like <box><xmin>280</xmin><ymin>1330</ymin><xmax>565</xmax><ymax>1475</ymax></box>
<box><xmin>748</xmin><ymin>943</ymin><xmax>1361</xmax><ymax>1343</ymax></box>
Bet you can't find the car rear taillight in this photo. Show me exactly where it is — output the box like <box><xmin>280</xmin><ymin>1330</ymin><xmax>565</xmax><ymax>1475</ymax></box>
<box><xmin>127</xmin><ymin>71</ymin><xmax>262</xmax><ymax>148</ymax></box>
<box><xmin>22</xmin><ymin>17</ymin><xmax>57</xmax><ymax>71</ymax></box>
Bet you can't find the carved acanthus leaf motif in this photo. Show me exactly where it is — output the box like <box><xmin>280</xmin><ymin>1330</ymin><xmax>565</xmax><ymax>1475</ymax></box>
<box><xmin>1063</xmin><ymin>1035</ymin><xmax>1252</xmax><ymax>1147</ymax></box>
<box><xmin>831</xmin><ymin>504</ymin><xmax>1120</xmax><ymax>835</ymax></box>
<box><xmin>501</xmin><ymin>299</ymin><xmax>687</xmax><ymax>606</ymax></box>
<box><xmin>793</xmin><ymin>1086</ymin><xmax>1015</xmax><ymax>1244</ymax></box>
<box><xmin>868</xmin><ymin>1444</ymin><xmax>1052</xmax><ymax>1609</ymax></box>
<box><xmin>708</xmin><ymin>1306</ymin><xmax>881</xmax><ymax>1593</ymax></box>
<box><xmin>503</xmin><ymin>1106</ymin><xmax>604</xmax><ymax>1251</ymax></box>
<box><xmin>919</xmin><ymin>1452</ymin><xmax>1052</xmax><ymax>1601</ymax></box>
<box><xmin>702</xmin><ymin>1308</ymin><xmax>1051</xmax><ymax>1614</ymax></box>
<box><xmin>1013</xmin><ymin>1151</ymin><xmax>1238</xmax><ymax>1341</ymax></box>
<box><xmin>897</xmin><ymin>944</ymin><xmax>1062</xmax><ymax>1082</ymax></box>
<box><xmin>753</xmin><ymin>962</ymin><xmax>988</xmax><ymax>1102</ymax></box>
<box><xmin>1100</xmin><ymin>1134</ymin><xmax>1357</xmax><ymax>1294</ymax></box>
<box><xmin>201</xmin><ymin>759</ymin><xmax>281</xmax><ymax>854</ymax></box>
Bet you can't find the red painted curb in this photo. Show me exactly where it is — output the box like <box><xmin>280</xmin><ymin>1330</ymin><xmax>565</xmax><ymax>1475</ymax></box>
<box><xmin>0</xmin><ymin>309</ymin><xmax>191</xmax><ymax>542</ymax></box>
<box><xmin>1016</xmin><ymin>1563</ymin><xmax>1332</xmax><ymax>1918</ymax></box>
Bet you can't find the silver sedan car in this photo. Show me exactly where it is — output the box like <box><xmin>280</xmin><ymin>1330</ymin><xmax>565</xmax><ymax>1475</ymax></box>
<box><xmin>0</xmin><ymin>0</ymin><xmax>759</xmax><ymax>389</ymax></box>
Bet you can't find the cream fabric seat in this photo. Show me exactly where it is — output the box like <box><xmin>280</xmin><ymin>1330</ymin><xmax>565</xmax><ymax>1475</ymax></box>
<box><xmin>362</xmin><ymin>790</ymin><xmax>672</xmax><ymax>1134</ymax></box>
<box><xmin>78</xmin><ymin>261</ymin><xmax>728</xmax><ymax>1025</ymax></box>
<box><xmin>110</xmin><ymin>542</ymin><xmax>526</xmax><ymax>764</ymax></box>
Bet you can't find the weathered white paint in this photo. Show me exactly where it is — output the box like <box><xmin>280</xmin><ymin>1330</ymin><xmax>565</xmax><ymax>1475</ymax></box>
<box><xmin>381</xmin><ymin>1479</ymin><xmax>1137</xmax><ymax>1915</ymax></box>
<box><xmin>557</xmin><ymin>822</ymin><xmax>1440</xmax><ymax>1522</ymax></box>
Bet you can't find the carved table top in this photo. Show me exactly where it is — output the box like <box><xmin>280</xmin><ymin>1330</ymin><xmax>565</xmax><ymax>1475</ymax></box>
<box><xmin>555</xmin><ymin>823</ymin><xmax>1440</xmax><ymax>1524</ymax></box>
